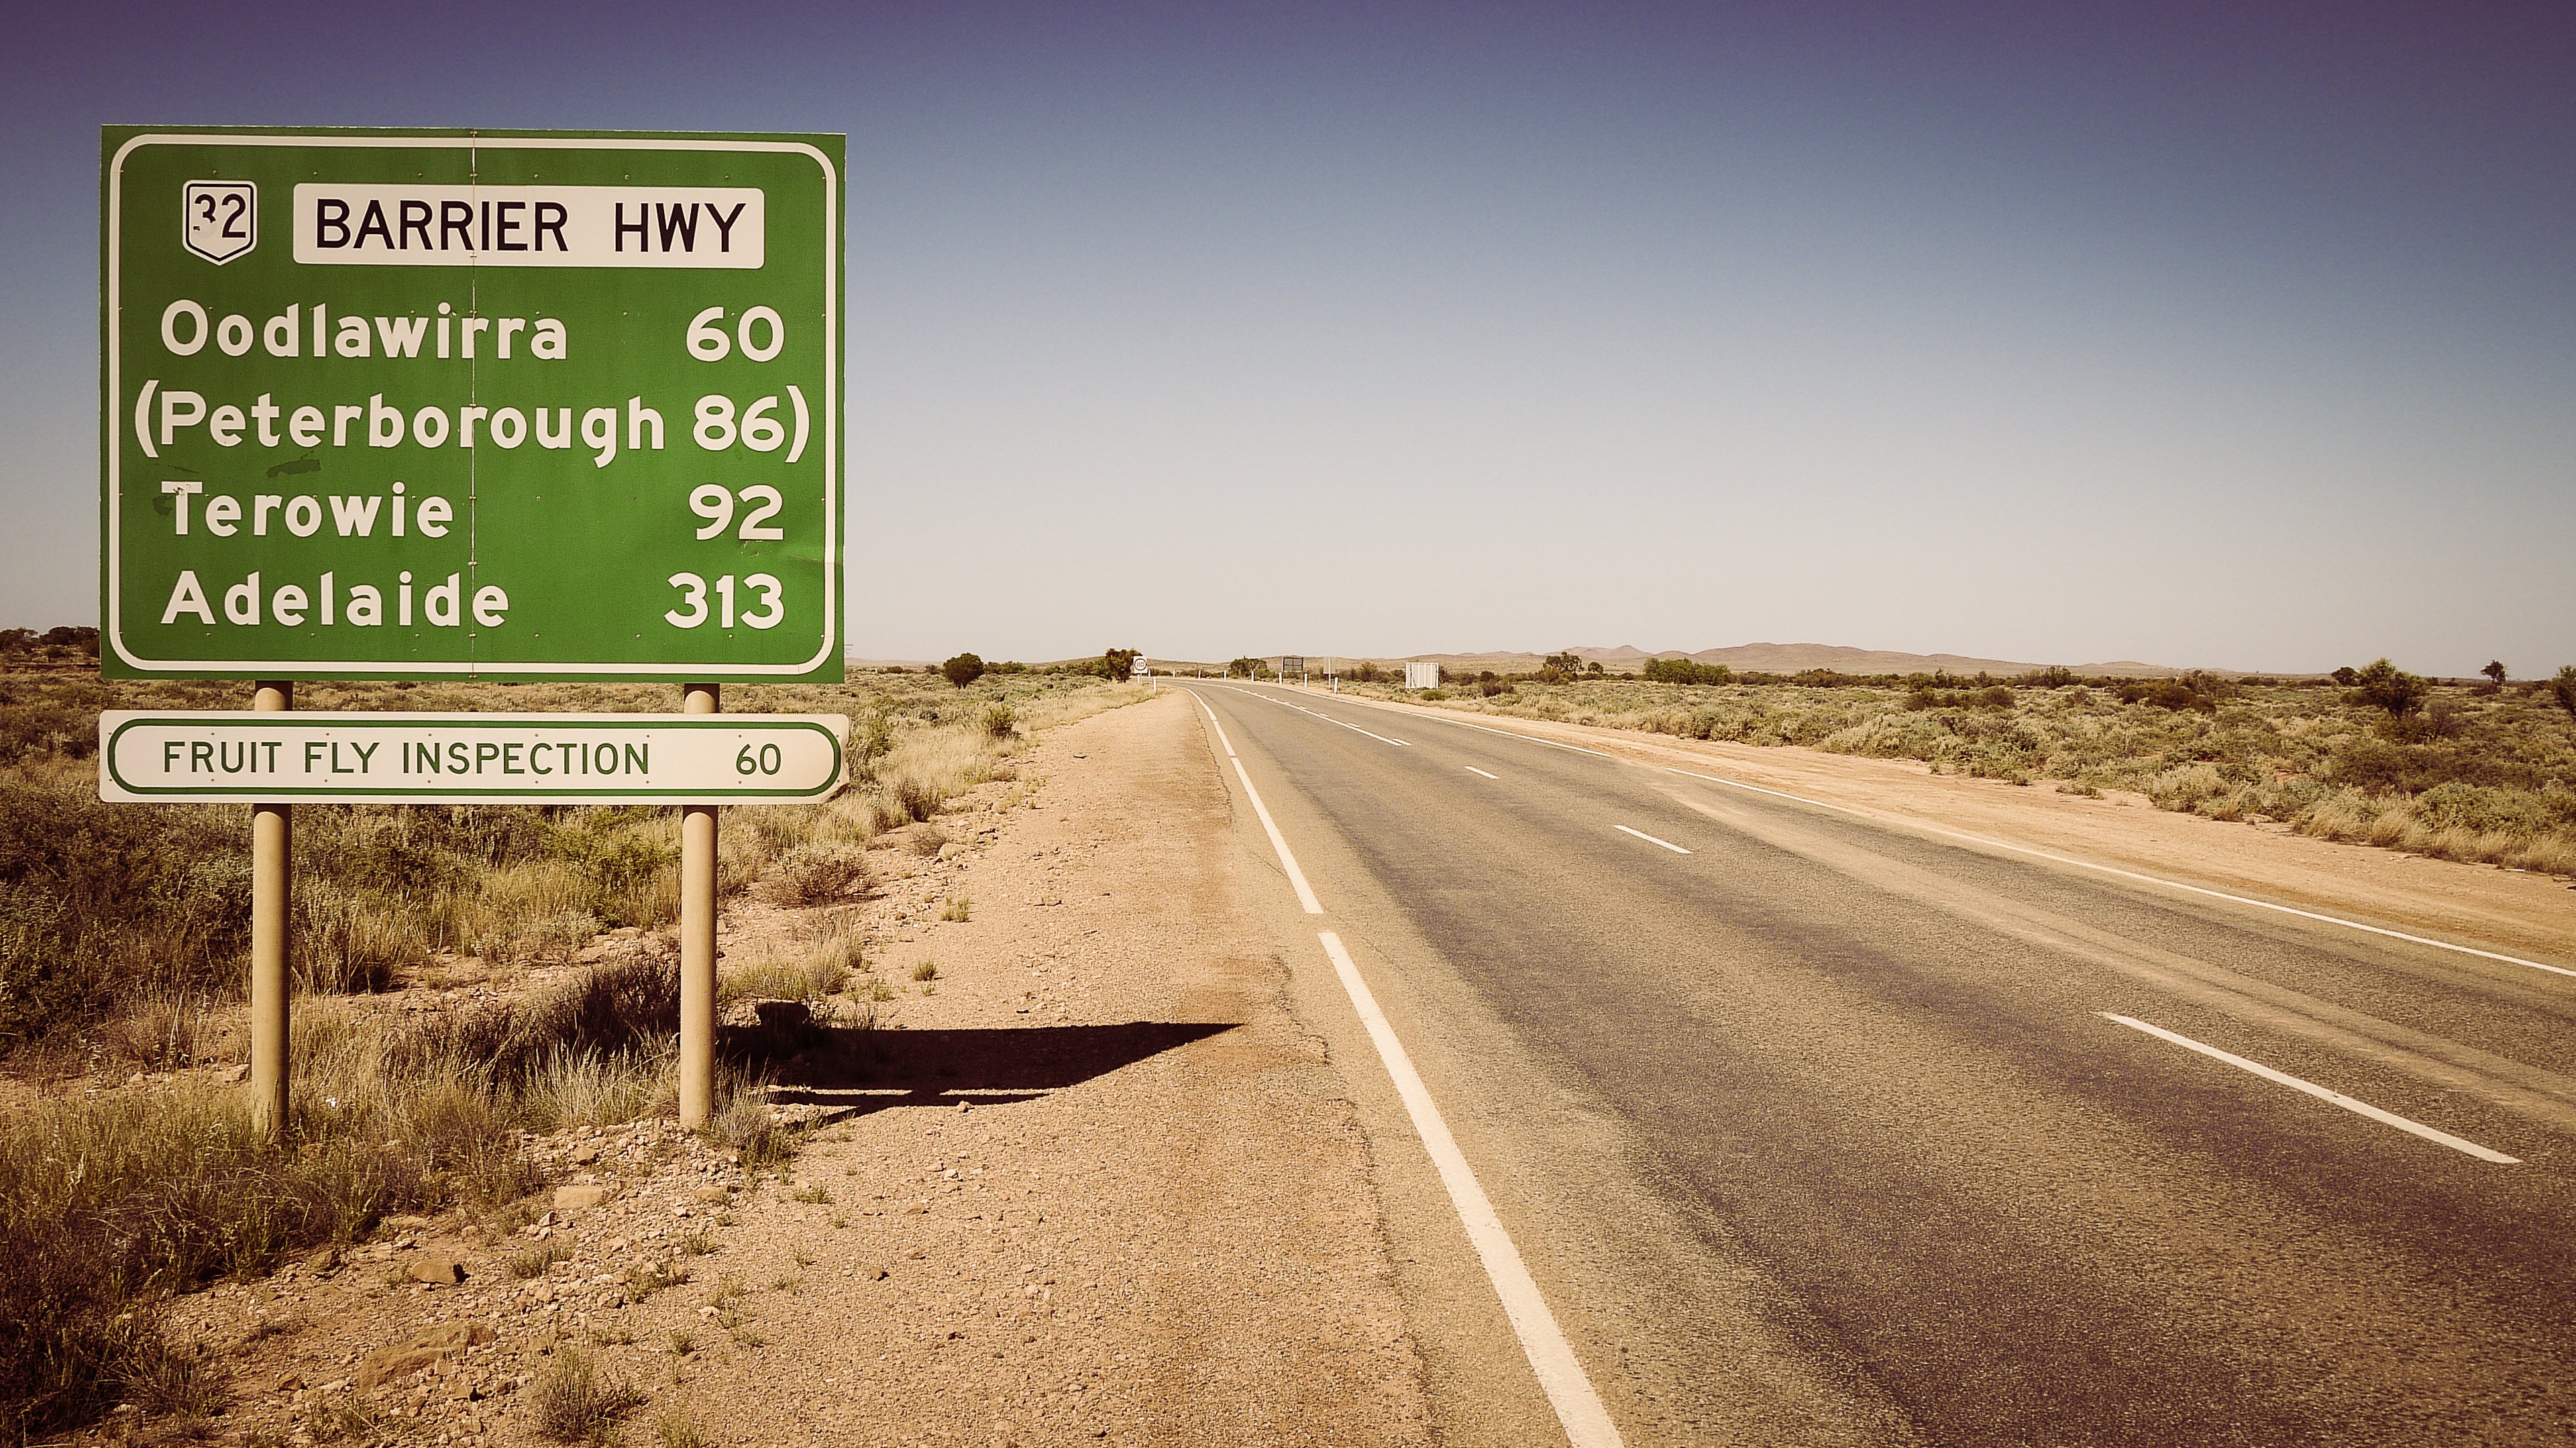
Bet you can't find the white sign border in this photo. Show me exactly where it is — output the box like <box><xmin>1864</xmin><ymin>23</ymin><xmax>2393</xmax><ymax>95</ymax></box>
<box><xmin>105</xmin><ymin>132</ymin><xmax>840</xmax><ymax>678</ymax></box>
<box><xmin>99</xmin><ymin>709</ymin><xmax>849</xmax><ymax>804</ymax></box>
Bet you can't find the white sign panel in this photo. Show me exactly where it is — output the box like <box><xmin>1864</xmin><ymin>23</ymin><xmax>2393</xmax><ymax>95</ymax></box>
<box><xmin>101</xmin><ymin>711</ymin><xmax>846</xmax><ymax>803</ymax></box>
<box><xmin>292</xmin><ymin>185</ymin><xmax>766</xmax><ymax>268</ymax></box>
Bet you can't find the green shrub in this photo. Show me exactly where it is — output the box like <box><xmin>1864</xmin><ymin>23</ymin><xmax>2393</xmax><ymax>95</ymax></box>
<box><xmin>1640</xmin><ymin>657</ymin><xmax>1733</xmax><ymax>686</ymax></box>
<box><xmin>2348</xmin><ymin>658</ymin><xmax>2429</xmax><ymax>719</ymax></box>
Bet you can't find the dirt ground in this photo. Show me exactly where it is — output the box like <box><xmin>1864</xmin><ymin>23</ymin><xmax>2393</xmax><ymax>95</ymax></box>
<box><xmin>128</xmin><ymin>691</ymin><xmax>1428</xmax><ymax>1448</ymax></box>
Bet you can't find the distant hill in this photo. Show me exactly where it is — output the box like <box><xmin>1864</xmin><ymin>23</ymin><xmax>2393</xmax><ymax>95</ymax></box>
<box><xmin>1387</xmin><ymin>643</ymin><xmax>2200</xmax><ymax>678</ymax></box>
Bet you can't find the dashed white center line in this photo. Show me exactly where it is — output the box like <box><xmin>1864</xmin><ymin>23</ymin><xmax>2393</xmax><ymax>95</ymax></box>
<box><xmin>1233</xmin><ymin>687</ymin><xmax>1411</xmax><ymax>747</ymax></box>
<box><xmin>1464</xmin><ymin>766</ymin><xmax>1499</xmax><ymax>780</ymax></box>
<box><xmin>1666</xmin><ymin>766</ymin><xmax>2575</xmax><ymax>981</ymax></box>
<box><xmin>1614</xmin><ymin>825</ymin><xmax>1693</xmax><ymax>855</ymax></box>
<box><xmin>1432</xmin><ymin>714</ymin><xmax>1615</xmax><ymax>758</ymax></box>
<box><xmin>2097</xmin><ymin>1013</ymin><xmax>2520</xmax><ymax>1163</ymax></box>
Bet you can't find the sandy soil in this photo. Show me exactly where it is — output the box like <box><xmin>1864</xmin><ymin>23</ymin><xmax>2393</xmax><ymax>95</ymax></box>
<box><xmin>127</xmin><ymin>692</ymin><xmax>1428</xmax><ymax>1447</ymax></box>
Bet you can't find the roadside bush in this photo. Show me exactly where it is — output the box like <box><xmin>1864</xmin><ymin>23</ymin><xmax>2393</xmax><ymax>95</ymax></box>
<box><xmin>1640</xmin><ymin>657</ymin><xmax>1733</xmax><ymax>686</ymax></box>
<box><xmin>2326</xmin><ymin>738</ymin><xmax>2536</xmax><ymax>794</ymax></box>
<box><xmin>771</xmin><ymin>842</ymin><xmax>868</xmax><ymax>905</ymax></box>
<box><xmin>940</xmin><ymin>653</ymin><xmax>985</xmax><ymax>689</ymax></box>
<box><xmin>386</xmin><ymin>952</ymin><xmax>682</xmax><ymax>1090</ymax></box>
<box><xmin>552</xmin><ymin>827</ymin><xmax>680</xmax><ymax>928</ymax></box>
<box><xmin>0</xmin><ymin>702</ymin><xmax>92</xmax><ymax>764</ymax></box>
<box><xmin>296</xmin><ymin>882</ymin><xmax>427</xmax><ymax>994</ymax></box>
<box><xmin>2348</xmin><ymin>658</ymin><xmax>2429</xmax><ymax>719</ymax></box>
<box><xmin>0</xmin><ymin>779</ymin><xmax>252</xmax><ymax>1045</ymax></box>
<box><xmin>2119</xmin><ymin>680</ymin><xmax>2215</xmax><ymax>713</ymax></box>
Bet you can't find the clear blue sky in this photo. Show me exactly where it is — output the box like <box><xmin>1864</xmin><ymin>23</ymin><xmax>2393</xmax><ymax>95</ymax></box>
<box><xmin>6</xmin><ymin>2</ymin><xmax>2570</xmax><ymax>674</ymax></box>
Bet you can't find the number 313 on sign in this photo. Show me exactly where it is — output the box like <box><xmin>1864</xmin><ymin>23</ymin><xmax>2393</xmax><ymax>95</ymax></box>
<box><xmin>666</xmin><ymin>572</ymin><xmax>783</xmax><ymax>629</ymax></box>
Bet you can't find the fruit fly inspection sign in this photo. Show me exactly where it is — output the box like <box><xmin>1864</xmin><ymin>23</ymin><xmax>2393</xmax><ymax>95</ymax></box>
<box><xmin>98</xmin><ymin>711</ymin><xmax>850</xmax><ymax>803</ymax></box>
<box><xmin>102</xmin><ymin>127</ymin><xmax>843</xmax><ymax>680</ymax></box>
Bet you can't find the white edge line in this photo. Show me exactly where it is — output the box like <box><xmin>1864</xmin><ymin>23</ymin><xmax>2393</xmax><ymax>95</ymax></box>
<box><xmin>1666</xmin><ymin>768</ymin><xmax>2576</xmax><ymax>981</ymax></box>
<box><xmin>1189</xmin><ymin>692</ymin><xmax>1320</xmax><ymax>914</ymax></box>
<box><xmin>1322</xmin><ymin>932</ymin><xmax>1625</xmax><ymax>1448</ymax></box>
<box><xmin>1191</xmin><ymin>687</ymin><xmax>1621</xmax><ymax>1445</ymax></box>
<box><xmin>2097</xmin><ymin>1013</ymin><xmax>2520</xmax><ymax>1163</ymax></box>
<box><xmin>1613</xmin><ymin>825</ymin><xmax>1693</xmax><ymax>855</ymax></box>
<box><xmin>1464</xmin><ymin>766</ymin><xmax>1499</xmax><ymax>780</ymax></box>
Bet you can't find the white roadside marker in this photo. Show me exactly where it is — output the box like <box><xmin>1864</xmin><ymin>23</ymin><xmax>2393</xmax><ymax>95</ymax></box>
<box><xmin>1464</xmin><ymin>766</ymin><xmax>1499</xmax><ymax>780</ymax></box>
<box><xmin>1189</xmin><ymin>688</ymin><xmax>1624</xmax><ymax>1447</ymax></box>
<box><xmin>1614</xmin><ymin>825</ymin><xmax>1693</xmax><ymax>855</ymax></box>
<box><xmin>1666</xmin><ymin>768</ymin><xmax>2576</xmax><ymax>982</ymax></box>
<box><xmin>2097</xmin><ymin>1013</ymin><xmax>2520</xmax><ymax>1163</ymax></box>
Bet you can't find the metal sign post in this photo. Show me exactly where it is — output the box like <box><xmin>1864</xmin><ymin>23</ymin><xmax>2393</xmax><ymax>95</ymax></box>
<box><xmin>249</xmin><ymin>680</ymin><xmax>290</xmax><ymax>1138</ymax></box>
<box><xmin>679</xmin><ymin>683</ymin><xmax>720</xmax><ymax>1129</ymax></box>
<box><xmin>101</xmin><ymin>127</ymin><xmax>845</xmax><ymax>1142</ymax></box>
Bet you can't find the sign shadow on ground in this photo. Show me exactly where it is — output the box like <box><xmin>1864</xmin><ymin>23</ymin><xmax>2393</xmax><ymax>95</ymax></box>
<box><xmin>727</xmin><ymin>1018</ymin><xmax>1238</xmax><ymax>1117</ymax></box>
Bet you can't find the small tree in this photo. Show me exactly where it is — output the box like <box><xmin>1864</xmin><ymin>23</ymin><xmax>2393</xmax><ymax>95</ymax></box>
<box><xmin>2330</xmin><ymin>666</ymin><xmax>2360</xmax><ymax>687</ymax></box>
<box><xmin>2478</xmin><ymin>660</ymin><xmax>2508</xmax><ymax>694</ymax></box>
<box><xmin>1543</xmin><ymin>652</ymin><xmax>1582</xmax><ymax>676</ymax></box>
<box><xmin>1101</xmin><ymin>648</ymin><xmax>1141</xmax><ymax>680</ymax></box>
<box><xmin>2552</xmin><ymin>665</ymin><xmax>2576</xmax><ymax>723</ymax></box>
<box><xmin>941</xmin><ymin>652</ymin><xmax>985</xmax><ymax>688</ymax></box>
<box><xmin>2348</xmin><ymin>658</ymin><xmax>2428</xmax><ymax>719</ymax></box>
<box><xmin>1227</xmin><ymin>656</ymin><xmax>1263</xmax><ymax>679</ymax></box>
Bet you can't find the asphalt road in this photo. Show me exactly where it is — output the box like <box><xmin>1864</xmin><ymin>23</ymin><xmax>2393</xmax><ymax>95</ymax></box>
<box><xmin>1185</xmin><ymin>682</ymin><xmax>2576</xmax><ymax>1447</ymax></box>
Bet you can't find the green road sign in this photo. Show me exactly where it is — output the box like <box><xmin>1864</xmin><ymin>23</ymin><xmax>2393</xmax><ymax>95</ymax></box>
<box><xmin>99</xmin><ymin>711</ymin><xmax>849</xmax><ymax>803</ymax></box>
<box><xmin>102</xmin><ymin>127</ymin><xmax>844</xmax><ymax>680</ymax></box>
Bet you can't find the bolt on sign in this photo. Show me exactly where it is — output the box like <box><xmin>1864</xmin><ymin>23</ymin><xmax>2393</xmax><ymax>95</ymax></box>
<box><xmin>103</xmin><ymin>127</ymin><xmax>844</xmax><ymax>680</ymax></box>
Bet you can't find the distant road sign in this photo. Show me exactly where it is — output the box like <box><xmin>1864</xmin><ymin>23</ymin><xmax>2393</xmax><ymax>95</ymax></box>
<box><xmin>99</xmin><ymin>711</ymin><xmax>847</xmax><ymax>803</ymax></box>
<box><xmin>103</xmin><ymin>127</ymin><xmax>843</xmax><ymax>680</ymax></box>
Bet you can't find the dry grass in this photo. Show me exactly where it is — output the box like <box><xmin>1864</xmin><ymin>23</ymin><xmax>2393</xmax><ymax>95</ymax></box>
<box><xmin>0</xmin><ymin>670</ymin><xmax>1144</xmax><ymax>1056</ymax></box>
<box><xmin>1348</xmin><ymin>674</ymin><xmax>2576</xmax><ymax>878</ymax></box>
<box><xmin>0</xmin><ymin>955</ymin><xmax>772</xmax><ymax>1439</ymax></box>
<box><xmin>529</xmin><ymin>1349</ymin><xmax>647</xmax><ymax>1443</ymax></box>
<box><xmin>768</xmin><ymin>841</ymin><xmax>869</xmax><ymax>906</ymax></box>
<box><xmin>719</xmin><ymin>927</ymin><xmax>862</xmax><ymax>1010</ymax></box>
<box><xmin>0</xmin><ymin>666</ymin><xmax>1150</xmax><ymax>1440</ymax></box>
